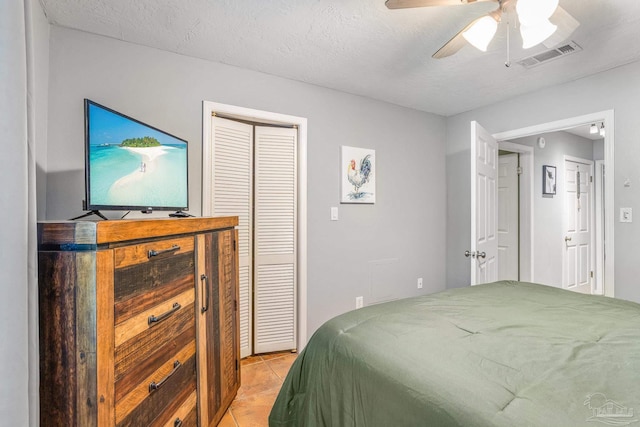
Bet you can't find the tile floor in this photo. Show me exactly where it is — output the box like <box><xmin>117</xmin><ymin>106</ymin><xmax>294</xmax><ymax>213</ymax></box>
<box><xmin>218</xmin><ymin>351</ymin><xmax>298</xmax><ymax>427</ymax></box>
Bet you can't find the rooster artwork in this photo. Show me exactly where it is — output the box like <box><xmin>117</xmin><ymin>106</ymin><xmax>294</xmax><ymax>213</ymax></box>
<box><xmin>341</xmin><ymin>146</ymin><xmax>375</xmax><ymax>203</ymax></box>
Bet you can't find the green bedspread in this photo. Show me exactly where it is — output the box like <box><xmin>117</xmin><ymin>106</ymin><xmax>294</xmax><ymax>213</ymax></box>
<box><xmin>269</xmin><ymin>281</ymin><xmax>640</xmax><ymax>426</ymax></box>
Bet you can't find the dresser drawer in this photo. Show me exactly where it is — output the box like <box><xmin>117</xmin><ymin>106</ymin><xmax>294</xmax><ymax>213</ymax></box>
<box><xmin>113</xmin><ymin>236</ymin><xmax>195</xmax><ymax>324</ymax></box>
<box><xmin>115</xmin><ymin>351</ymin><xmax>198</xmax><ymax>427</ymax></box>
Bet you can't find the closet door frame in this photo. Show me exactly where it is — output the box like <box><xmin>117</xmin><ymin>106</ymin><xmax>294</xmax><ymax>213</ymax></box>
<box><xmin>202</xmin><ymin>101</ymin><xmax>308</xmax><ymax>351</ymax></box>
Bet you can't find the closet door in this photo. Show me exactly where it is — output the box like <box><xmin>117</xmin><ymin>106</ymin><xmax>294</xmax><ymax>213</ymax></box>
<box><xmin>210</xmin><ymin>116</ymin><xmax>253</xmax><ymax>358</ymax></box>
<box><xmin>254</xmin><ymin>126</ymin><xmax>297</xmax><ymax>353</ymax></box>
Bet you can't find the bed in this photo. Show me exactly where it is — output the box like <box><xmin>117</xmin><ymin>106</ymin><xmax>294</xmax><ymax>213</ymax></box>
<box><xmin>269</xmin><ymin>281</ymin><xmax>640</xmax><ymax>426</ymax></box>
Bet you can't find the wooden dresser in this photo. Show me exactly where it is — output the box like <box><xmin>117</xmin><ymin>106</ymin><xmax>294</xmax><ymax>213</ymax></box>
<box><xmin>38</xmin><ymin>217</ymin><xmax>240</xmax><ymax>427</ymax></box>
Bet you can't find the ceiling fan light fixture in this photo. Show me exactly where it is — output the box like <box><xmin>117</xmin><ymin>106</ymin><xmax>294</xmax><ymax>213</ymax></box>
<box><xmin>462</xmin><ymin>15</ymin><xmax>498</xmax><ymax>52</ymax></box>
<box><xmin>590</xmin><ymin>123</ymin><xmax>598</xmax><ymax>134</ymax></box>
<box><xmin>600</xmin><ymin>123</ymin><xmax>606</xmax><ymax>137</ymax></box>
<box><xmin>520</xmin><ymin>19</ymin><xmax>558</xmax><ymax>49</ymax></box>
<box><xmin>516</xmin><ymin>0</ymin><xmax>559</xmax><ymax>26</ymax></box>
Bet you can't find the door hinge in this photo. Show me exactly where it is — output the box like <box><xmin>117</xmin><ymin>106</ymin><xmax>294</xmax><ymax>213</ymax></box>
<box><xmin>233</xmin><ymin>240</ymin><xmax>236</xmax><ymax>251</ymax></box>
<box><xmin>234</xmin><ymin>300</ymin><xmax>238</xmax><ymax>311</ymax></box>
<box><xmin>590</xmin><ymin>271</ymin><xmax>594</xmax><ymax>278</ymax></box>
<box><xmin>517</xmin><ymin>166</ymin><xmax>523</xmax><ymax>175</ymax></box>
<box><xmin>590</xmin><ymin>175</ymin><xmax>593</xmax><ymax>183</ymax></box>
<box><xmin>236</xmin><ymin>359</ymin><xmax>239</xmax><ymax>370</ymax></box>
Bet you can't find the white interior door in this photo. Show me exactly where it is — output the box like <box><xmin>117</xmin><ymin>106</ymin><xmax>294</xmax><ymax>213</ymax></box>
<box><xmin>253</xmin><ymin>126</ymin><xmax>297</xmax><ymax>354</ymax></box>
<box><xmin>498</xmin><ymin>153</ymin><xmax>519</xmax><ymax>281</ymax></box>
<box><xmin>210</xmin><ymin>116</ymin><xmax>254</xmax><ymax>358</ymax></box>
<box><xmin>563</xmin><ymin>158</ymin><xmax>593</xmax><ymax>294</ymax></box>
<box><xmin>471</xmin><ymin>121</ymin><xmax>498</xmax><ymax>285</ymax></box>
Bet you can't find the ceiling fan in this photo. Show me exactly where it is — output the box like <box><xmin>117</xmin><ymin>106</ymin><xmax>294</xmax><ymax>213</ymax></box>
<box><xmin>385</xmin><ymin>0</ymin><xmax>580</xmax><ymax>59</ymax></box>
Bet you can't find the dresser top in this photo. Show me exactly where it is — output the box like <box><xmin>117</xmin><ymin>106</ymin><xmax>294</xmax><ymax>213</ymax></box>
<box><xmin>38</xmin><ymin>216</ymin><xmax>238</xmax><ymax>246</ymax></box>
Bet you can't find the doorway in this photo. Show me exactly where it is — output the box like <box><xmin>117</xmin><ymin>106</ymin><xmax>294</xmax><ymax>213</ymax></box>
<box><xmin>498</xmin><ymin>132</ymin><xmax>602</xmax><ymax>292</ymax></box>
<box><xmin>492</xmin><ymin>110</ymin><xmax>614</xmax><ymax>297</ymax></box>
<box><xmin>202</xmin><ymin>101</ymin><xmax>308</xmax><ymax>357</ymax></box>
<box><xmin>497</xmin><ymin>151</ymin><xmax>519</xmax><ymax>281</ymax></box>
<box><xmin>497</xmin><ymin>142</ymin><xmax>534</xmax><ymax>283</ymax></box>
<box><xmin>498</xmin><ymin>136</ymin><xmax>601</xmax><ymax>290</ymax></box>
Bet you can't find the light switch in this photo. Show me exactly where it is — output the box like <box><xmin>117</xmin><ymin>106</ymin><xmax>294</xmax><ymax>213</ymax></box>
<box><xmin>620</xmin><ymin>207</ymin><xmax>632</xmax><ymax>223</ymax></box>
<box><xmin>330</xmin><ymin>206</ymin><xmax>339</xmax><ymax>221</ymax></box>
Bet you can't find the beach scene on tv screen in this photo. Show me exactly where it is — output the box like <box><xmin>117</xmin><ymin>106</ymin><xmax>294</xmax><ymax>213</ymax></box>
<box><xmin>88</xmin><ymin>103</ymin><xmax>188</xmax><ymax>208</ymax></box>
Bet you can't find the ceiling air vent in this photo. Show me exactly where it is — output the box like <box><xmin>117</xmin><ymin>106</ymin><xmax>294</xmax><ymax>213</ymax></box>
<box><xmin>516</xmin><ymin>41</ymin><xmax>582</xmax><ymax>69</ymax></box>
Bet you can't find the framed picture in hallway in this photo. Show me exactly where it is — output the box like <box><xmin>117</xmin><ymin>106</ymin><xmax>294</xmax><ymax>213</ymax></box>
<box><xmin>543</xmin><ymin>165</ymin><xmax>556</xmax><ymax>195</ymax></box>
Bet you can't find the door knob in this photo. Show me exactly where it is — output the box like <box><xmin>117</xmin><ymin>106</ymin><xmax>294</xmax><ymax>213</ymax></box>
<box><xmin>565</xmin><ymin>236</ymin><xmax>572</xmax><ymax>242</ymax></box>
<box><xmin>477</xmin><ymin>252</ymin><xmax>486</xmax><ymax>259</ymax></box>
<box><xmin>465</xmin><ymin>250</ymin><xmax>475</xmax><ymax>258</ymax></box>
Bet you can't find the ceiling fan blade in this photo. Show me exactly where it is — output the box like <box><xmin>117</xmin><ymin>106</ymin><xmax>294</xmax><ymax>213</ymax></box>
<box><xmin>432</xmin><ymin>28</ymin><xmax>469</xmax><ymax>58</ymax></box>
<box><xmin>432</xmin><ymin>11</ymin><xmax>498</xmax><ymax>58</ymax></box>
<box><xmin>543</xmin><ymin>6</ymin><xmax>580</xmax><ymax>48</ymax></box>
<box><xmin>385</xmin><ymin>0</ymin><xmax>494</xmax><ymax>10</ymax></box>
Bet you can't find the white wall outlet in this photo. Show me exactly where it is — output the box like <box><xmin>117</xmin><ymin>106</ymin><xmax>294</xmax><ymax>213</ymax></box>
<box><xmin>620</xmin><ymin>207</ymin><xmax>633</xmax><ymax>223</ymax></box>
<box><xmin>355</xmin><ymin>296</ymin><xmax>363</xmax><ymax>309</ymax></box>
<box><xmin>330</xmin><ymin>206</ymin><xmax>339</xmax><ymax>221</ymax></box>
<box><xmin>417</xmin><ymin>278</ymin><xmax>423</xmax><ymax>289</ymax></box>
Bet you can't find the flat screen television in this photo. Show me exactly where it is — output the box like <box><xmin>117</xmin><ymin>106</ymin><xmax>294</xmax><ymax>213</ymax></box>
<box><xmin>84</xmin><ymin>99</ymin><xmax>189</xmax><ymax>214</ymax></box>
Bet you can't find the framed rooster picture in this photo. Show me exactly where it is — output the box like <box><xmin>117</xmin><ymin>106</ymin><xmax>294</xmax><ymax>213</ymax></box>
<box><xmin>341</xmin><ymin>146</ymin><xmax>376</xmax><ymax>204</ymax></box>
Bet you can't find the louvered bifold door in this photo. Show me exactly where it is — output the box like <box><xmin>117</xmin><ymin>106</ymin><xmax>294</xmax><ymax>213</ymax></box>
<box><xmin>211</xmin><ymin>116</ymin><xmax>254</xmax><ymax>358</ymax></box>
<box><xmin>254</xmin><ymin>126</ymin><xmax>297</xmax><ymax>353</ymax></box>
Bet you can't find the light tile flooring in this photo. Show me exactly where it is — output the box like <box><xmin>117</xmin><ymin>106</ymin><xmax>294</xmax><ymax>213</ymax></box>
<box><xmin>218</xmin><ymin>351</ymin><xmax>298</xmax><ymax>427</ymax></box>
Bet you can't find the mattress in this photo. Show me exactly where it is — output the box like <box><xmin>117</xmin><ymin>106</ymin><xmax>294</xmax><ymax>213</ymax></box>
<box><xmin>269</xmin><ymin>281</ymin><xmax>640</xmax><ymax>426</ymax></box>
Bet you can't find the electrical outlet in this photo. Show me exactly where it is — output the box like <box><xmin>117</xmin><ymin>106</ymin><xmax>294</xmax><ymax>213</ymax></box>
<box><xmin>355</xmin><ymin>296</ymin><xmax>363</xmax><ymax>309</ymax></box>
<box><xmin>417</xmin><ymin>278</ymin><xmax>423</xmax><ymax>289</ymax></box>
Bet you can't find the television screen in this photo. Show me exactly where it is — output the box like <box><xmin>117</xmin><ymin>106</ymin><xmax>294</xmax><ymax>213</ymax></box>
<box><xmin>84</xmin><ymin>99</ymin><xmax>188</xmax><ymax>212</ymax></box>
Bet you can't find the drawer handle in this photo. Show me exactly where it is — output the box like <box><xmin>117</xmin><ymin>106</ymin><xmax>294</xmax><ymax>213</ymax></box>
<box><xmin>148</xmin><ymin>302</ymin><xmax>181</xmax><ymax>326</ymax></box>
<box><xmin>149</xmin><ymin>360</ymin><xmax>181</xmax><ymax>393</ymax></box>
<box><xmin>200</xmin><ymin>274</ymin><xmax>209</xmax><ymax>313</ymax></box>
<box><xmin>174</xmin><ymin>418</ymin><xmax>183</xmax><ymax>427</ymax></box>
<box><xmin>148</xmin><ymin>244</ymin><xmax>180</xmax><ymax>258</ymax></box>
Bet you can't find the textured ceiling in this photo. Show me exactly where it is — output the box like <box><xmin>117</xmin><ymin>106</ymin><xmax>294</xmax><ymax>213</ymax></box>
<box><xmin>40</xmin><ymin>0</ymin><xmax>640</xmax><ymax>116</ymax></box>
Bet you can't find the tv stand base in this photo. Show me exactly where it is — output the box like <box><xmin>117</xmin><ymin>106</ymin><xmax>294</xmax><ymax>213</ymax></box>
<box><xmin>69</xmin><ymin>210</ymin><xmax>108</xmax><ymax>221</ymax></box>
<box><xmin>169</xmin><ymin>210</ymin><xmax>194</xmax><ymax>218</ymax></box>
